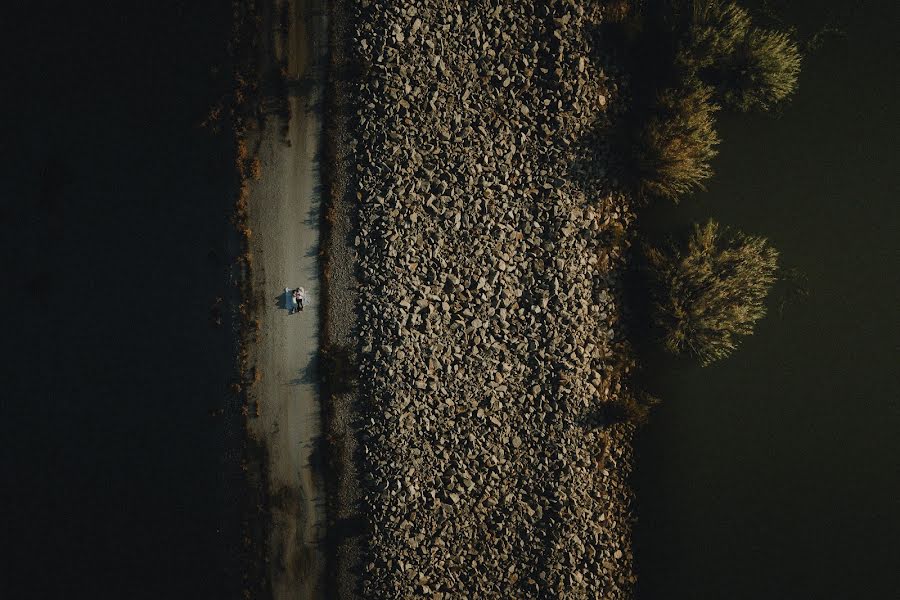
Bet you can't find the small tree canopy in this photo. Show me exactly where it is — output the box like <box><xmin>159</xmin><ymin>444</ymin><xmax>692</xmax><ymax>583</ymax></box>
<box><xmin>646</xmin><ymin>220</ymin><xmax>779</xmax><ymax>365</ymax></box>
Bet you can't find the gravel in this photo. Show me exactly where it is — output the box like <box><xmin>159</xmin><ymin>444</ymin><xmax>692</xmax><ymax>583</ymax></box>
<box><xmin>347</xmin><ymin>1</ymin><xmax>638</xmax><ymax>597</ymax></box>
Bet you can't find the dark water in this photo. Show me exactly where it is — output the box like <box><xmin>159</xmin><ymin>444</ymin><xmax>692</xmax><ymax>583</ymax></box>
<box><xmin>0</xmin><ymin>2</ymin><xmax>240</xmax><ymax>598</ymax></box>
<box><xmin>632</xmin><ymin>1</ymin><xmax>899</xmax><ymax>598</ymax></box>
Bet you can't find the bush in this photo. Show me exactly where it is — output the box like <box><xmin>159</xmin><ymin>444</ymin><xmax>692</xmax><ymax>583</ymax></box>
<box><xmin>715</xmin><ymin>27</ymin><xmax>801</xmax><ymax>112</ymax></box>
<box><xmin>677</xmin><ymin>0</ymin><xmax>752</xmax><ymax>70</ymax></box>
<box><xmin>675</xmin><ymin>1</ymin><xmax>801</xmax><ymax>112</ymax></box>
<box><xmin>645</xmin><ymin>219</ymin><xmax>779</xmax><ymax>365</ymax></box>
<box><xmin>628</xmin><ymin>82</ymin><xmax>720</xmax><ymax>201</ymax></box>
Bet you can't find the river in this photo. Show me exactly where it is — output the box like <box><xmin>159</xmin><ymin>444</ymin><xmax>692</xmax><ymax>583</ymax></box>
<box><xmin>631</xmin><ymin>1</ymin><xmax>899</xmax><ymax>598</ymax></box>
<box><xmin>1</xmin><ymin>2</ymin><xmax>241</xmax><ymax>597</ymax></box>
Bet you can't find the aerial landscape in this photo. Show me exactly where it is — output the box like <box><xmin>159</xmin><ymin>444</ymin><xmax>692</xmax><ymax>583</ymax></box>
<box><xmin>2</xmin><ymin>0</ymin><xmax>897</xmax><ymax>599</ymax></box>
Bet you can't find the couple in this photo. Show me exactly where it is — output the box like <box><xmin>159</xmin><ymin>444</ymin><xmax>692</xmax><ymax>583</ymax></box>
<box><xmin>289</xmin><ymin>286</ymin><xmax>306</xmax><ymax>314</ymax></box>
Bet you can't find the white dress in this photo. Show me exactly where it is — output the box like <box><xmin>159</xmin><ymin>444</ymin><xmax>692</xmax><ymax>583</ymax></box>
<box><xmin>285</xmin><ymin>287</ymin><xmax>308</xmax><ymax>309</ymax></box>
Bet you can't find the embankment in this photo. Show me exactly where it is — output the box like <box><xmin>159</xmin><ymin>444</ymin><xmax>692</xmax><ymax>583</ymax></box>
<box><xmin>341</xmin><ymin>1</ymin><xmax>639</xmax><ymax>597</ymax></box>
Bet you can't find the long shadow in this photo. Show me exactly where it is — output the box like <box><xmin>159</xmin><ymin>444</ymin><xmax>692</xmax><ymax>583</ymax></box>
<box><xmin>288</xmin><ymin>348</ymin><xmax>321</xmax><ymax>387</ymax></box>
<box><xmin>273</xmin><ymin>292</ymin><xmax>288</xmax><ymax>311</ymax></box>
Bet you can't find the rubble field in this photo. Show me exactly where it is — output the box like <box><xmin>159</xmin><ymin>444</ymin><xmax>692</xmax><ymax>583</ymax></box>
<box><xmin>347</xmin><ymin>1</ymin><xmax>638</xmax><ymax>597</ymax></box>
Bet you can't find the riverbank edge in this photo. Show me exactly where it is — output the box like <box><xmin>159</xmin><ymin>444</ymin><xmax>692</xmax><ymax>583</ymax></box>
<box><xmin>227</xmin><ymin>1</ymin><xmax>274</xmax><ymax>598</ymax></box>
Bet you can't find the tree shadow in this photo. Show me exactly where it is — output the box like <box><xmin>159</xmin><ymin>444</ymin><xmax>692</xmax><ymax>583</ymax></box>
<box><xmin>288</xmin><ymin>348</ymin><xmax>321</xmax><ymax>387</ymax></box>
<box><xmin>565</xmin><ymin>120</ymin><xmax>621</xmax><ymax>201</ymax></box>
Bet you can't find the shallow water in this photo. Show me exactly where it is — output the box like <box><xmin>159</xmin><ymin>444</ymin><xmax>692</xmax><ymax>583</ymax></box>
<box><xmin>631</xmin><ymin>1</ymin><xmax>899</xmax><ymax>598</ymax></box>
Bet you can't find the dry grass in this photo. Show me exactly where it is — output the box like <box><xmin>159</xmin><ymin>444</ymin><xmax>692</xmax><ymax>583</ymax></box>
<box><xmin>227</xmin><ymin>1</ymin><xmax>273</xmax><ymax>597</ymax></box>
<box><xmin>200</xmin><ymin>103</ymin><xmax>224</xmax><ymax>132</ymax></box>
<box><xmin>601</xmin><ymin>391</ymin><xmax>659</xmax><ymax>426</ymax></box>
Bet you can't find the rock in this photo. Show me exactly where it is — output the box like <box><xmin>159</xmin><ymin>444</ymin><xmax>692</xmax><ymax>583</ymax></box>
<box><xmin>350</xmin><ymin>0</ymin><xmax>636</xmax><ymax>597</ymax></box>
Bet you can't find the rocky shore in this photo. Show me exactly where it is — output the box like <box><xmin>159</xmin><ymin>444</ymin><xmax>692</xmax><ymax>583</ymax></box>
<box><xmin>343</xmin><ymin>0</ymin><xmax>639</xmax><ymax>597</ymax></box>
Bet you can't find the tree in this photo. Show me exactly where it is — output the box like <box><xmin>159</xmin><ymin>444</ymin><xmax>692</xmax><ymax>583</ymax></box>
<box><xmin>645</xmin><ymin>220</ymin><xmax>779</xmax><ymax>365</ymax></box>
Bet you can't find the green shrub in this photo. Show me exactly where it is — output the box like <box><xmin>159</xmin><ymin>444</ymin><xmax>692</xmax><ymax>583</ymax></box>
<box><xmin>715</xmin><ymin>27</ymin><xmax>801</xmax><ymax>111</ymax></box>
<box><xmin>645</xmin><ymin>220</ymin><xmax>779</xmax><ymax>365</ymax></box>
<box><xmin>677</xmin><ymin>0</ymin><xmax>752</xmax><ymax>70</ymax></box>
<box><xmin>628</xmin><ymin>82</ymin><xmax>720</xmax><ymax>201</ymax></box>
<box><xmin>673</xmin><ymin>1</ymin><xmax>801</xmax><ymax>112</ymax></box>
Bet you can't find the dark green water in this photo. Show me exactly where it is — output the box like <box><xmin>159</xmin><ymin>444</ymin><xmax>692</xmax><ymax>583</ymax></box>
<box><xmin>632</xmin><ymin>1</ymin><xmax>899</xmax><ymax>598</ymax></box>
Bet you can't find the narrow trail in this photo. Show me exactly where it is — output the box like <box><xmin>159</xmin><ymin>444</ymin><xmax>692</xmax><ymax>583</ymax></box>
<box><xmin>246</xmin><ymin>0</ymin><xmax>328</xmax><ymax>597</ymax></box>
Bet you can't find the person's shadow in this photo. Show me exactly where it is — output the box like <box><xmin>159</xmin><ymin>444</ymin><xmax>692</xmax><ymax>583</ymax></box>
<box><xmin>273</xmin><ymin>289</ymin><xmax>294</xmax><ymax>313</ymax></box>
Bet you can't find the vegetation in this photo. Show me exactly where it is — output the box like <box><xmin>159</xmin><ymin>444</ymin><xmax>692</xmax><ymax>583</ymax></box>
<box><xmin>601</xmin><ymin>391</ymin><xmax>660</xmax><ymax>426</ymax></box>
<box><xmin>320</xmin><ymin>343</ymin><xmax>357</xmax><ymax>395</ymax></box>
<box><xmin>677</xmin><ymin>0</ymin><xmax>752</xmax><ymax>71</ymax></box>
<box><xmin>645</xmin><ymin>220</ymin><xmax>779</xmax><ymax>365</ymax></box>
<box><xmin>712</xmin><ymin>27</ymin><xmax>801</xmax><ymax>112</ymax></box>
<box><xmin>627</xmin><ymin>82</ymin><xmax>720</xmax><ymax>201</ymax></box>
<box><xmin>609</xmin><ymin>0</ymin><xmax>801</xmax><ymax>201</ymax></box>
<box><xmin>676</xmin><ymin>0</ymin><xmax>801</xmax><ymax>111</ymax></box>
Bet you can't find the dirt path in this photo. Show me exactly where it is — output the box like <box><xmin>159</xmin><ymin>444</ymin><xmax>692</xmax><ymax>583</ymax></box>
<box><xmin>246</xmin><ymin>0</ymin><xmax>328</xmax><ymax>597</ymax></box>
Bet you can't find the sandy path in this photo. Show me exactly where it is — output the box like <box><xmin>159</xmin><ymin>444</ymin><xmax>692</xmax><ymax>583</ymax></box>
<box><xmin>246</xmin><ymin>0</ymin><xmax>327</xmax><ymax>597</ymax></box>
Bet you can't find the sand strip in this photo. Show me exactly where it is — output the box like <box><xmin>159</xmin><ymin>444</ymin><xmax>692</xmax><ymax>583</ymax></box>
<box><xmin>244</xmin><ymin>0</ymin><xmax>328</xmax><ymax>597</ymax></box>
